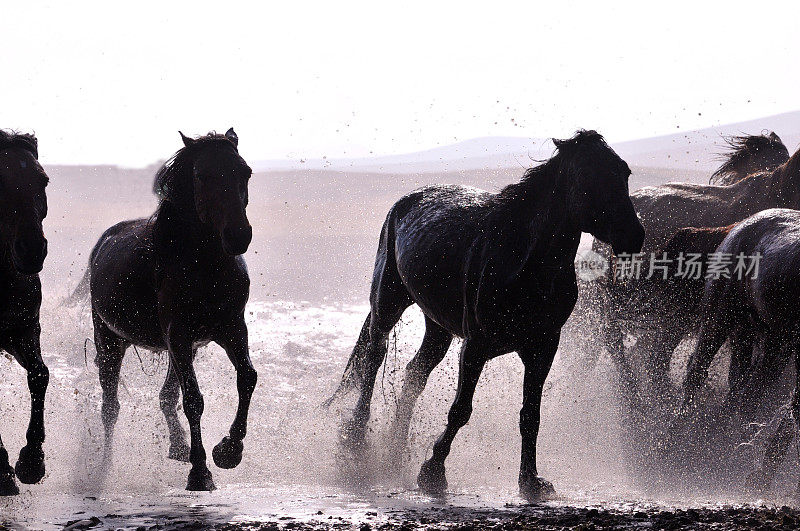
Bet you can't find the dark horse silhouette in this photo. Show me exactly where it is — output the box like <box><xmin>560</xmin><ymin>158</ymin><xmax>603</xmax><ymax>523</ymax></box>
<box><xmin>0</xmin><ymin>131</ymin><xmax>49</xmax><ymax>496</ymax></box>
<box><xmin>328</xmin><ymin>130</ymin><xmax>644</xmax><ymax>501</ymax></box>
<box><xmin>594</xmin><ymin>133</ymin><xmax>795</xmax><ymax>389</ymax></box>
<box><xmin>73</xmin><ymin>129</ymin><xmax>255</xmax><ymax>491</ymax></box>
<box><xmin>680</xmin><ymin>207</ymin><xmax>800</xmax><ymax>493</ymax></box>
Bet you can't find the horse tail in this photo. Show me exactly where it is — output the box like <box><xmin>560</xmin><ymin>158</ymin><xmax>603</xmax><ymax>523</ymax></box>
<box><xmin>324</xmin><ymin>202</ymin><xmax>405</xmax><ymax>408</ymax></box>
<box><xmin>322</xmin><ymin>313</ymin><xmax>372</xmax><ymax>408</ymax></box>
<box><xmin>61</xmin><ymin>266</ymin><xmax>90</xmax><ymax>307</ymax></box>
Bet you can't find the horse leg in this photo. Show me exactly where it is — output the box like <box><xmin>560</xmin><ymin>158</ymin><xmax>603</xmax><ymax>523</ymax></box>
<box><xmin>387</xmin><ymin>316</ymin><xmax>452</xmax><ymax>466</ymax></box>
<box><xmin>165</xmin><ymin>325</ymin><xmax>214</xmax><ymax>491</ymax></box>
<box><xmin>212</xmin><ymin>315</ymin><xmax>257</xmax><ymax>470</ymax></box>
<box><xmin>604</xmin><ymin>316</ymin><xmax>638</xmax><ymax>403</ymax></box>
<box><xmin>647</xmin><ymin>324</ymin><xmax>685</xmax><ymax>390</ymax></box>
<box><xmin>4</xmin><ymin>325</ymin><xmax>49</xmax><ymax>484</ymax></box>
<box><xmin>517</xmin><ymin>331</ymin><xmax>560</xmax><ymax>502</ymax></box>
<box><xmin>737</xmin><ymin>338</ymin><xmax>796</xmax><ymax>493</ymax></box>
<box><xmin>343</xmin><ymin>307</ymin><xmax>406</xmax><ymax>450</ymax></box>
<box><xmin>747</xmin><ymin>414</ymin><xmax>795</xmax><ymax>492</ymax></box>
<box><xmin>791</xmin><ymin>347</ymin><xmax>800</xmax><ymax>495</ymax></box>
<box><xmin>725</xmin><ymin>324</ymin><xmax>756</xmax><ymax>409</ymax></box>
<box><xmin>0</xmin><ymin>435</ymin><xmax>19</xmax><ymax>496</ymax></box>
<box><xmin>93</xmin><ymin>312</ymin><xmax>127</xmax><ymax>457</ymax></box>
<box><xmin>683</xmin><ymin>316</ymin><xmax>734</xmax><ymax>410</ymax></box>
<box><xmin>160</xmin><ymin>357</ymin><xmax>190</xmax><ymax>462</ymax></box>
<box><xmin>417</xmin><ymin>338</ymin><xmax>488</xmax><ymax>495</ymax></box>
<box><xmin>737</xmin><ymin>335</ymin><xmax>793</xmax><ymax>421</ymax></box>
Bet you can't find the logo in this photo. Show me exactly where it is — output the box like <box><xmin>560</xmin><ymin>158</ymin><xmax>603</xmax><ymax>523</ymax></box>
<box><xmin>575</xmin><ymin>249</ymin><xmax>608</xmax><ymax>281</ymax></box>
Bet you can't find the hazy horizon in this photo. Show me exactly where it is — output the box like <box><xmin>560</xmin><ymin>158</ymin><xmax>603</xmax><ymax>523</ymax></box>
<box><xmin>34</xmin><ymin>109</ymin><xmax>800</xmax><ymax>174</ymax></box>
<box><xmin>3</xmin><ymin>1</ymin><xmax>799</xmax><ymax>166</ymax></box>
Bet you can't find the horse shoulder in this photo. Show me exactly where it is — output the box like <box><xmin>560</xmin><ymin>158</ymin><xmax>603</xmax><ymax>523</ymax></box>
<box><xmin>462</xmin><ymin>217</ymin><xmax>538</xmax><ymax>339</ymax></box>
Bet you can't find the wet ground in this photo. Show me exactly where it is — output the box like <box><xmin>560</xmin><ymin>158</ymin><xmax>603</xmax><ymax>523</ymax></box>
<box><xmin>7</xmin><ymin>490</ymin><xmax>800</xmax><ymax>530</ymax></box>
<box><xmin>2</xmin><ymin>299</ymin><xmax>799</xmax><ymax>529</ymax></box>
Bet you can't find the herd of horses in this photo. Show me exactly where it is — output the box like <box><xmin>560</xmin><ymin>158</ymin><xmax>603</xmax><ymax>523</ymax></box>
<box><xmin>1</xmin><ymin>126</ymin><xmax>799</xmax><ymax>502</ymax></box>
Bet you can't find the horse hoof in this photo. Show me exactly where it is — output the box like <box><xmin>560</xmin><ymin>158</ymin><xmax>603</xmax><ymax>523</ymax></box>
<box><xmin>15</xmin><ymin>446</ymin><xmax>45</xmax><ymax>485</ymax></box>
<box><xmin>745</xmin><ymin>468</ymin><xmax>771</xmax><ymax>493</ymax></box>
<box><xmin>0</xmin><ymin>471</ymin><xmax>19</xmax><ymax>496</ymax></box>
<box><xmin>168</xmin><ymin>443</ymin><xmax>191</xmax><ymax>463</ymax></box>
<box><xmin>212</xmin><ymin>436</ymin><xmax>243</xmax><ymax>470</ymax></box>
<box><xmin>417</xmin><ymin>459</ymin><xmax>447</xmax><ymax>495</ymax></box>
<box><xmin>186</xmin><ymin>466</ymin><xmax>216</xmax><ymax>491</ymax></box>
<box><xmin>519</xmin><ymin>476</ymin><xmax>556</xmax><ymax>503</ymax></box>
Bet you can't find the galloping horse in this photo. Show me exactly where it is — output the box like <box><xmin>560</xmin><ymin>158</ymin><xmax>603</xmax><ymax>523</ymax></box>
<box><xmin>73</xmin><ymin>129</ymin><xmax>255</xmax><ymax>491</ymax></box>
<box><xmin>0</xmin><ymin>131</ymin><xmax>49</xmax><ymax>496</ymax></box>
<box><xmin>328</xmin><ymin>130</ymin><xmax>644</xmax><ymax>501</ymax></box>
<box><xmin>596</xmin><ymin>134</ymin><xmax>795</xmax><ymax>388</ymax></box>
<box><xmin>680</xmin><ymin>207</ymin><xmax>800</xmax><ymax>492</ymax></box>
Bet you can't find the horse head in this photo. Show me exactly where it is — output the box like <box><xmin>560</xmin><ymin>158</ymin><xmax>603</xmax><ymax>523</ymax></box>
<box><xmin>556</xmin><ymin>130</ymin><xmax>644</xmax><ymax>256</ymax></box>
<box><xmin>155</xmin><ymin>128</ymin><xmax>253</xmax><ymax>255</ymax></box>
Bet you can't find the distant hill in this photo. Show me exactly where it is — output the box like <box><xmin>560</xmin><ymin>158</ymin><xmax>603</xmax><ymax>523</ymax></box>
<box><xmin>251</xmin><ymin>110</ymin><xmax>800</xmax><ymax>174</ymax></box>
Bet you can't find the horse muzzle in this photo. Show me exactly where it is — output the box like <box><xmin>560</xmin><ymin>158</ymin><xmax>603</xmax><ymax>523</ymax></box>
<box><xmin>221</xmin><ymin>224</ymin><xmax>252</xmax><ymax>256</ymax></box>
<box><xmin>609</xmin><ymin>222</ymin><xmax>645</xmax><ymax>257</ymax></box>
<box><xmin>12</xmin><ymin>236</ymin><xmax>48</xmax><ymax>275</ymax></box>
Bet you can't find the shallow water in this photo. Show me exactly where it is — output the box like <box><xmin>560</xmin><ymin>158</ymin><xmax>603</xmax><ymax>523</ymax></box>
<box><xmin>1</xmin><ymin>295</ymin><xmax>798</xmax><ymax>528</ymax></box>
<box><xmin>1</xmin><ymin>164</ymin><xmax>798</xmax><ymax>527</ymax></box>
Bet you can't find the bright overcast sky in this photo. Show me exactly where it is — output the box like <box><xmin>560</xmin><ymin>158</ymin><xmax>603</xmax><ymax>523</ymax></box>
<box><xmin>2</xmin><ymin>1</ymin><xmax>798</xmax><ymax>166</ymax></box>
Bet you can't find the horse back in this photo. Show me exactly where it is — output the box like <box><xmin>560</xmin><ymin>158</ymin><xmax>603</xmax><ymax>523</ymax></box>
<box><xmin>662</xmin><ymin>225</ymin><xmax>735</xmax><ymax>257</ymax></box>
<box><xmin>378</xmin><ymin>185</ymin><xmax>489</xmax><ymax>335</ymax></box>
<box><xmin>631</xmin><ymin>183</ymin><xmax>739</xmax><ymax>252</ymax></box>
<box><xmin>626</xmin><ymin>224</ymin><xmax>737</xmax><ymax>322</ymax></box>
<box><xmin>710</xmin><ymin>209</ymin><xmax>800</xmax><ymax>331</ymax></box>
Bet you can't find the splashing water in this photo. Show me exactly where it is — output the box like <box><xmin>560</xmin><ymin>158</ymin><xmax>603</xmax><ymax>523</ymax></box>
<box><xmin>2</xmin><ymin>167</ymin><xmax>798</xmax><ymax>528</ymax></box>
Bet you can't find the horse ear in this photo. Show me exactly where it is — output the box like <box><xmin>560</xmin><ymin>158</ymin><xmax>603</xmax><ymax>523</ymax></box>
<box><xmin>179</xmin><ymin>131</ymin><xmax>195</xmax><ymax>147</ymax></box>
<box><xmin>225</xmin><ymin>127</ymin><xmax>238</xmax><ymax>147</ymax></box>
<box><xmin>768</xmin><ymin>131</ymin><xmax>781</xmax><ymax>142</ymax></box>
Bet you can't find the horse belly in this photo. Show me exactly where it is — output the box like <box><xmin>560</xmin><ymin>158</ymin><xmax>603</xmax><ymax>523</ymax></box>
<box><xmin>394</xmin><ymin>230</ymin><xmax>472</xmax><ymax>336</ymax></box>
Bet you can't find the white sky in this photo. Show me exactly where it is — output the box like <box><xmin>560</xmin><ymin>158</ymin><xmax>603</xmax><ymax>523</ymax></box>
<box><xmin>2</xmin><ymin>1</ymin><xmax>798</xmax><ymax>166</ymax></box>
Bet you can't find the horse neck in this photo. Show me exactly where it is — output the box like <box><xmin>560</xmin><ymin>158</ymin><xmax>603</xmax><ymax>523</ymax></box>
<box><xmin>773</xmin><ymin>151</ymin><xmax>800</xmax><ymax>204</ymax></box>
<box><xmin>152</xmin><ymin>200</ymin><xmax>224</xmax><ymax>257</ymax></box>
<box><xmin>727</xmin><ymin>169</ymin><xmax>792</xmax><ymax>210</ymax></box>
<box><xmin>496</xmin><ymin>164</ymin><xmax>580</xmax><ymax>269</ymax></box>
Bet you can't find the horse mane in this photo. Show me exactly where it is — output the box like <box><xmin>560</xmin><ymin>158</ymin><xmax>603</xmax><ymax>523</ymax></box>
<box><xmin>710</xmin><ymin>132</ymin><xmax>789</xmax><ymax>185</ymax></box>
<box><xmin>152</xmin><ymin>131</ymin><xmax>239</xmax><ymax>202</ymax></box>
<box><xmin>0</xmin><ymin>130</ymin><xmax>38</xmax><ymax>159</ymax></box>
<box><xmin>498</xmin><ymin>129</ymin><xmax>608</xmax><ymax>202</ymax></box>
